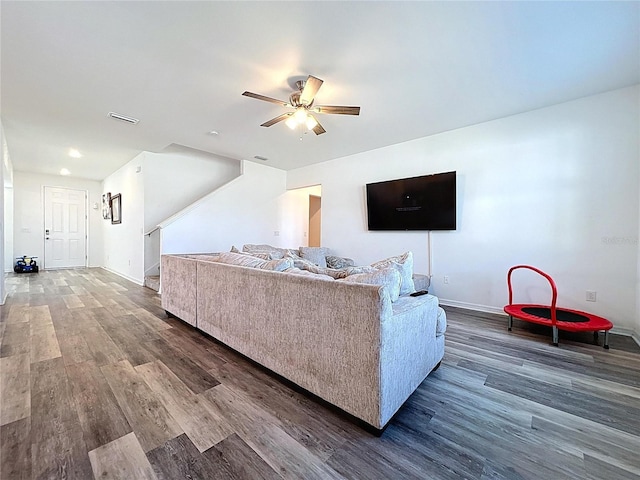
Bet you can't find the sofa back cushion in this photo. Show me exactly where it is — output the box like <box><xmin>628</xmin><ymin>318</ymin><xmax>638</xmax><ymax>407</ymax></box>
<box><xmin>337</xmin><ymin>267</ymin><xmax>401</xmax><ymax>302</ymax></box>
<box><xmin>216</xmin><ymin>252</ymin><xmax>293</xmax><ymax>271</ymax></box>
<box><xmin>371</xmin><ymin>251</ymin><xmax>415</xmax><ymax>295</ymax></box>
<box><xmin>242</xmin><ymin>244</ymin><xmax>286</xmax><ymax>259</ymax></box>
<box><xmin>299</xmin><ymin>246</ymin><xmax>330</xmax><ymax>268</ymax></box>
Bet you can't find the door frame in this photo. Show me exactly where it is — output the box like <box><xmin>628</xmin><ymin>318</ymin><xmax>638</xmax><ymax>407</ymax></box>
<box><xmin>42</xmin><ymin>185</ymin><xmax>89</xmax><ymax>270</ymax></box>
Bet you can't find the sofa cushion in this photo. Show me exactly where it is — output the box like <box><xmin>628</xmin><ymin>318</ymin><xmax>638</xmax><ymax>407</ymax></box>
<box><xmin>217</xmin><ymin>252</ymin><xmax>292</xmax><ymax>271</ymax></box>
<box><xmin>337</xmin><ymin>267</ymin><xmax>401</xmax><ymax>302</ymax></box>
<box><xmin>371</xmin><ymin>251</ymin><xmax>415</xmax><ymax>295</ymax></box>
<box><xmin>283</xmin><ymin>267</ymin><xmax>335</xmax><ymax>281</ymax></box>
<box><xmin>299</xmin><ymin>246</ymin><xmax>329</xmax><ymax>268</ymax></box>
<box><xmin>242</xmin><ymin>244</ymin><xmax>287</xmax><ymax>259</ymax></box>
<box><xmin>244</xmin><ymin>251</ymin><xmax>273</xmax><ymax>260</ymax></box>
<box><xmin>342</xmin><ymin>265</ymin><xmax>376</xmax><ymax>276</ymax></box>
<box><xmin>326</xmin><ymin>255</ymin><xmax>355</xmax><ymax>269</ymax></box>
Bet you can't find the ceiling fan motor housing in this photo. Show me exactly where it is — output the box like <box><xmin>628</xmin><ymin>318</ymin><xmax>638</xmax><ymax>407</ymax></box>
<box><xmin>289</xmin><ymin>90</ymin><xmax>313</xmax><ymax>108</ymax></box>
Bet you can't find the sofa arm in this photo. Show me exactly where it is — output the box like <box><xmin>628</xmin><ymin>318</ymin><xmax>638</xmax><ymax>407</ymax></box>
<box><xmin>412</xmin><ymin>274</ymin><xmax>431</xmax><ymax>292</ymax></box>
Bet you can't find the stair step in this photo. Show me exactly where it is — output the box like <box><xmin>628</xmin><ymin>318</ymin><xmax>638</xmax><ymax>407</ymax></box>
<box><xmin>144</xmin><ymin>275</ymin><xmax>160</xmax><ymax>292</ymax></box>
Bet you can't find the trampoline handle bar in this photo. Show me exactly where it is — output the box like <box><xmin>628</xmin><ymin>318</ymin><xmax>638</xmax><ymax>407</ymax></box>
<box><xmin>507</xmin><ymin>265</ymin><xmax>559</xmax><ymax>326</ymax></box>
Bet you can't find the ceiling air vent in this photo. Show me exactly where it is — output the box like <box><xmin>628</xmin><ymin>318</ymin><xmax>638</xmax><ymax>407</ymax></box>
<box><xmin>107</xmin><ymin>112</ymin><xmax>139</xmax><ymax>124</ymax></box>
<box><xmin>253</xmin><ymin>155</ymin><xmax>268</xmax><ymax>161</ymax></box>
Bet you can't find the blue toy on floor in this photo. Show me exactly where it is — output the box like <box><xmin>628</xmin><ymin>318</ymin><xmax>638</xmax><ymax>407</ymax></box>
<box><xmin>14</xmin><ymin>256</ymin><xmax>39</xmax><ymax>273</ymax></box>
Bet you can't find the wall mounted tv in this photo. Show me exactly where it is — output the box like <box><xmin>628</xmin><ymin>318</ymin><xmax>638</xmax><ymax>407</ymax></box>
<box><xmin>366</xmin><ymin>171</ymin><xmax>456</xmax><ymax>231</ymax></box>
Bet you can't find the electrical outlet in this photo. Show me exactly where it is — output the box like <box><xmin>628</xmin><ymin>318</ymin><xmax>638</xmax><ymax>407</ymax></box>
<box><xmin>274</xmin><ymin>231</ymin><xmax>280</xmax><ymax>237</ymax></box>
<box><xmin>444</xmin><ymin>275</ymin><xmax>450</xmax><ymax>284</ymax></box>
<box><xmin>586</xmin><ymin>290</ymin><xmax>597</xmax><ymax>302</ymax></box>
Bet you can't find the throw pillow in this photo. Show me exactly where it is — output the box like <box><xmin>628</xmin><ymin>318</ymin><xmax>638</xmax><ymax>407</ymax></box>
<box><xmin>217</xmin><ymin>252</ymin><xmax>292</xmax><ymax>271</ymax></box>
<box><xmin>261</xmin><ymin>257</ymin><xmax>293</xmax><ymax>272</ymax></box>
<box><xmin>283</xmin><ymin>267</ymin><xmax>335</xmax><ymax>281</ymax></box>
<box><xmin>342</xmin><ymin>265</ymin><xmax>376</xmax><ymax>276</ymax></box>
<box><xmin>326</xmin><ymin>255</ymin><xmax>355</xmax><ymax>269</ymax></box>
<box><xmin>371</xmin><ymin>251</ymin><xmax>415</xmax><ymax>295</ymax></box>
<box><xmin>299</xmin><ymin>246</ymin><xmax>329</xmax><ymax>268</ymax></box>
<box><xmin>217</xmin><ymin>251</ymin><xmax>267</xmax><ymax>268</ymax></box>
<box><xmin>242</xmin><ymin>244</ymin><xmax>286</xmax><ymax>259</ymax></box>
<box><xmin>244</xmin><ymin>252</ymin><xmax>272</xmax><ymax>260</ymax></box>
<box><xmin>298</xmin><ymin>263</ymin><xmax>351</xmax><ymax>279</ymax></box>
<box><xmin>230</xmin><ymin>245</ymin><xmax>240</xmax><ymax>253</ymax></box>
<box><xmin>338</xmin><ymin>267</ymin><xmax>401</xmax><ymax>302</ymax></box>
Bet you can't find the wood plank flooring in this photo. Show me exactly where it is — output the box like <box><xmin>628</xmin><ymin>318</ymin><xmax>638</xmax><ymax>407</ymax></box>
<box><xmin>1</xmin><ymin>268</ymin><xmax>639</xmax><ymax>479</ymax></box>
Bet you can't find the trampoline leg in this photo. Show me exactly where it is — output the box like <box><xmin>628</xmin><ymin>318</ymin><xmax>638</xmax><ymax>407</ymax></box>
<box><xmin>603</xmin><ymin>330</ymin><xmax>610</xmax><ymax>350</ymax></box>
<box><xmin>508</xmin><ymin>315</ymin><xmax>513</xmax><ymax>331</ymax></box>
<box><xmin>552</xmin><ymin>326</ymin><xmax>559</xmax><ymax>347</ymax></box>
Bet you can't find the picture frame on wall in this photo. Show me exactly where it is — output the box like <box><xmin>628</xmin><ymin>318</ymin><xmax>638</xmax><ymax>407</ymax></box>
<box><xmin>102</xmin><ymin>193</ymin><xmax>111</xmax><ymax>219</ymax></box>
<box><xmin>110</xmin><ymin>193</ymin><xmax>121</xmax><ymax>224</ymax></box>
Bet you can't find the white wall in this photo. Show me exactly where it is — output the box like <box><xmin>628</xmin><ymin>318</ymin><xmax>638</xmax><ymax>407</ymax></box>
<box><xmin>102</xmin><ymin>156</ymin><xmax>145</xmax><ymax>284</ymax></box>
<box><xmin>287</xmin><ymin>86</ymin><xmax>640</xmax><ymax>332</ymax></box>
<box><xmin>142</xmin><ymin>145</ymin><xmax>241</xmax><ymax>232</ymax></box>
<box><xmin>3</xmin><ymin>125</ymin><xmax>13</xmax><ymax>275</ymax></box>
<box><xmin>104</xmin><ymin>147</ymin><xmax>243</xmax><ymax>282</ymax></box>
<box><xmin>4</xmin><ymin>186</ymin><xmax>14</xmax><ymax>273</ymax></box>
<box><xmin>637</xmin><ymin>163</ymin><xmax>640</xmax><ymax>340</ymax></box>
<box><xmin>13</xmin><ymin>172</ymin><xmax>104</xmax><ymax>268</ymax></box>
<box><xmin>0</xmin><ymin>123</ymin><xmax>10</xmax><ymax>302</ymax></box>
<box><xmin>161</xmin><ymin>160</ymin><xmax>287</xmax><ymax>254</ymax></box>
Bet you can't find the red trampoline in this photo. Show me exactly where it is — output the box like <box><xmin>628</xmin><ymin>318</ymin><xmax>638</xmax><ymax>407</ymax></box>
<box><xmin>504</xmin><ymin>265</ymin><xmax>613</xmax><ymax>349</ymax></box>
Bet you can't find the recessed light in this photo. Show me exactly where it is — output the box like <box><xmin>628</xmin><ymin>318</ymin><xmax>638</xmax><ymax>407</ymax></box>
<box><xmin>60</xmin><ymin>168</ymin><xmax>71</xmax><ymax>176</ymax></box>
<box><xmin>69</xmin><ymin>148</ymin><xmax>82</xmax><ymax>158</ymax></box>
<box><xmin>254</xmin><ymin>155</ymin><xmax>268</xmax><ymax>161</ymax></box>
<box><xmin>208</xmin><ymin>130</ymin><xmax>220</xmax><ymax>136</ymax></box>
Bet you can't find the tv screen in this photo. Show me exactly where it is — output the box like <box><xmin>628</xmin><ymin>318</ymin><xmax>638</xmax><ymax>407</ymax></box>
<box><xmin>366</xmin><ymin>171</ymin><xmax>456</xmax><ymax>231</ymax></box>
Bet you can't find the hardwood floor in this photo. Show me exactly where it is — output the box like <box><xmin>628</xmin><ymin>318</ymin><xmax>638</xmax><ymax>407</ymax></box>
<box><xmin>1</xmin><ymin>268</ymin><xmax>639</xmax><ymax>479</ymax></box>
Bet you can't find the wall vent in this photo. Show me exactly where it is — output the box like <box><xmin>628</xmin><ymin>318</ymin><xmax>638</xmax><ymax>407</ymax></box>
<box><xmin>108</xmin><ymin>112</ymin><xmax>139</xmax><ymax>124</ymax></box>
<box><xmin>253</xmin><ymin>155</ymin><xmax>268</xmax><ymax>161</ymax></box>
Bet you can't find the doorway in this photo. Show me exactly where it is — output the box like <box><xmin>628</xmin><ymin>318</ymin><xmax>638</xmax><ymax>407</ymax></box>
<box><xmin>43</xmin><ymin>186</ymin><xmax>87</xmax><ymax>269</ymax></box>
<box><xmin>308</xmin><ymin>195</ymin><xmax>321</xmax><ymax>247</ymax></box>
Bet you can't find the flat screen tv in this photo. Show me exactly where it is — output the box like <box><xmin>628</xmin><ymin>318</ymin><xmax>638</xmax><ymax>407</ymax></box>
<box><xmin>366</xmin><ymin>171</ymin><xmax>456</xmax><ymax>231</ymax></box>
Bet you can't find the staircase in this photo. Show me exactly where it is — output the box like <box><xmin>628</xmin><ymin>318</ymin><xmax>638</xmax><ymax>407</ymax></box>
<box><xmin>144</xmin><ymin>275</ymin><xmax>160</xmax><ymax>292</ymax></box>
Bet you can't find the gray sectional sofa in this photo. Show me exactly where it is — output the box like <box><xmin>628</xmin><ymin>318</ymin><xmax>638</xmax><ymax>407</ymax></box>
<box><xmin>161</xmin><ymin>250</ymin><xmax>446</xmax><ymax>431</ymax></box>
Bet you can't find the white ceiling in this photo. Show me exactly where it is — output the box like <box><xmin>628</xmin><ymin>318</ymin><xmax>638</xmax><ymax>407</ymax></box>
<box><xmin>1</xmin><ymin>1</ymin><xmax>638</xmax><ymax>181</ymax></box>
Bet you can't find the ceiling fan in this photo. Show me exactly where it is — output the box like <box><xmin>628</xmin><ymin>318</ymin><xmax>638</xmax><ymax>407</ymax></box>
<box><xmin>242</xmin><ymin>75</ymin><xmax>360</xmax><ymax>135</ymax></box>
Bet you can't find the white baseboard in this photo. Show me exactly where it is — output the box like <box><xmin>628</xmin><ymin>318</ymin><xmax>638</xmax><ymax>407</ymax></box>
<box><xmin>611</xmin><ymin>327</ymin><xmax>640</xmax><ymax>347</ymax></box>
<box><xmin>439</xmin><ymin>298</ymin><xmax>640</xmax><ymax>348</ymax></box>
<box><xmin>101</xmin><ymin>267</ymin><xmax>144</xmax><ymax>286</ymax></box>
<box><xmin>438</xmin><ymin>298</ymin><xmax>506</xmax><ymax>316</ymax></box>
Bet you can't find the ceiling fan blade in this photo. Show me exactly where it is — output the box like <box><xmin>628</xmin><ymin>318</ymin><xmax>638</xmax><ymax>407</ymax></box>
<box><xmin>260</xmin><ymin>113</ymin><xmax>292</xmax><ymax>127</ymax></box>
<box><xmin>312</xmin><ymin>120</ymin><xmax>326</xmax><ymax>135</ymax></box>
<box><xmin>314</xmin><ymin>105</ymin><xmax>360</xmax><ymax>116</ymax></box>
<box><xmin>242</xmin><ymin>91</ymin><xmax>289</xmax><ymax>107</ymax></box>
<box><xmin>299</xmin><ymin>75</ymin><xmax>323</xmax><ymax>106</ymax></box>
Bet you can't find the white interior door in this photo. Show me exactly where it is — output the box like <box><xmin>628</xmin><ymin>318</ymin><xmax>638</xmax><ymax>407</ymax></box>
<box><xmin>44</xmin><ymin>186</ymin><xmax>87</xmax><ymax>269</ymax></box>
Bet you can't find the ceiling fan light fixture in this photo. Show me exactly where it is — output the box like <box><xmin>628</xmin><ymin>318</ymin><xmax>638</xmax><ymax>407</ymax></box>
<box><xmin>293</xmin><ymin>107</ymin><xmax>307</xmax><ymax>123</ymax></box>
<box><xmin>305</xmin><ymin>115</ymin><xmax>318</xmax><ymax>130</ymax></box>
<box><xmin>285</xmin><ymin>116</ymin><xmax>298</xmax><ymax>130</ymax></box>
